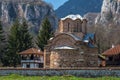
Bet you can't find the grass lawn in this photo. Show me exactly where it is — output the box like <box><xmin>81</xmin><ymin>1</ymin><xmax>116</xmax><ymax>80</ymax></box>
<box><xmin>0</xmin><ymin>74</ymin><xmax>120</xmax><ymax>80</ymax></box>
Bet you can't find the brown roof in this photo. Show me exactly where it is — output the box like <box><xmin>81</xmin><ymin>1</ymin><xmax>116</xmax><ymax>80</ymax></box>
<box><xmin>19</xmin><ymin>48</ymin><xmax>43</xmax><ymax>55</ymax></box>
<box><xmin>102</xmin><ymin>45</ymin><xmax>120</xmax><ymax>56</ymax></box>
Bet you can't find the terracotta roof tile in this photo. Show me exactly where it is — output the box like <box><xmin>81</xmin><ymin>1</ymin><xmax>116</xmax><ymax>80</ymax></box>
<box><xmin>18</xmin><ymin>48</ymin><xmax>43</xmax><ymax>55</ymax></box>
<box><xmin>102</xmin><ymin>45</ymin><xmax>120</xmax><ymax>56</ymax></box>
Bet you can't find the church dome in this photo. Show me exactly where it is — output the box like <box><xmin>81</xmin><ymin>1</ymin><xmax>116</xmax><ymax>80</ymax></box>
<box><xmin>61</xmin><ymin>14</ymin><xmax>83</xmax><ymax>20</ymax></box>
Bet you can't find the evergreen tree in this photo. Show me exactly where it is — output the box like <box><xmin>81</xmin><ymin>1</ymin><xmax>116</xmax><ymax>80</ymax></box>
<box><xmin>0</xmin><ymin>21</ymin><xmax>6</xmax><ymax>64</ymax></box>
<box><xmin>5</xmin><ymin>20</ymin><xmax>20</xmax><ymax>67</ymax></box>
<box><xmin>37</xmin><ymin>17</ymin><xmax>53</xmax><ymax>51</ymax></box>
<box><xmin>18</xmin><ymin>19</ymin><xmax>33</xmax><ymax>52</ymax></box>
<box><xmin>0</xmin><ymin>21</ymin><xmax>5</xmax><ymax>42</ymax></box>
<box><xmin>3</xmin><ymin>19</ymin><xmax>33</xmax><ymax>67</ymax></box>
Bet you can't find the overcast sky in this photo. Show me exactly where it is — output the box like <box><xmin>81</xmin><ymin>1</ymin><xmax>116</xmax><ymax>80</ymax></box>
<box><xmin>44</xmin><ymin>0</ymin><xmax>68</xmax><ymax>10</ymax></box>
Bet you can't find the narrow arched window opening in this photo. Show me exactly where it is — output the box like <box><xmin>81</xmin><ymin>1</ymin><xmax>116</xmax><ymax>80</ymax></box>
<box><xmin>77</xmin><ymin>23</ymin><xmax>79</xmax><ymax>32</ymax></box>
<box><xmin>68</xmin><ymin>22</ymin><xmax>70</xmax><ymax>32</ymax></box>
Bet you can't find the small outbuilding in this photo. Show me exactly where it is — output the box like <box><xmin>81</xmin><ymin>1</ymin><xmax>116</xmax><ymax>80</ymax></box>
<box><xmin>99</xmin><ymin>45</ymin><xmax>120</xmax><ymax>66</ymax></box>
<box><xmin>19</xmin><ymin>48</ymin><xmax>44</xmax><ymax>68</ymax></box>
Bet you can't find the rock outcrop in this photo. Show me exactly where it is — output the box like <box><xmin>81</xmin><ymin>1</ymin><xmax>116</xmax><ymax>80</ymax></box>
<box><xmin>96</xmin><ymin>0</ymin><xmax>120</xmax><ymax>26</ymax></box>
<box><xmin>0</xmin><ymin>0</ymin><xmax>57</xmax><ymax>34</ymax></box>
<box><xmin>84</xmin><ymin>13</ymin><xmax>99</xmax><ymax>32</ymax></box>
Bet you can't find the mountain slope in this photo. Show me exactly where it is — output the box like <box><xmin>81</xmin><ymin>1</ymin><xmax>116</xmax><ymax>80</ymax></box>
<box><xmin>0</xmin><ymin>0</ymin><xmax>58</xmax><ymax>34</ymax></box>
<box><xmin>55</xmin><ymin>0</ymin><xmax>103</xmax><ymax>18</ymax></box>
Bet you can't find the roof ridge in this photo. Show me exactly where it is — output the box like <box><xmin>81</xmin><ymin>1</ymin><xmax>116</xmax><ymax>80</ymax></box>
<box><xmin>32</xmin><ymin>48</ymin><xmax>36</xmax><ymax>53</ymax></box>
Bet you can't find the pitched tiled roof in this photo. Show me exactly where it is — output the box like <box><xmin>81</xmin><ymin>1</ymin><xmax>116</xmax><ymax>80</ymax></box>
<box><xmin>68</xmin><ymin>33</ymin><xmax>81</xmax><ymax>41</ymax></box>
<box><xmin>102</xmin><ymin>45</ymin><xmax>120</xmax><ymax>56</ymax></box>
<box><xmin>19</xmin><ymin>48</ymin><xmax>43</xmax><ymax>55</ymax></box>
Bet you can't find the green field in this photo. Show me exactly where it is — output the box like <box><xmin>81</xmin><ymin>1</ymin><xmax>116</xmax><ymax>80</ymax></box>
<box><xmin>0</xmin><ymin>74</ymin><xmax>120</xmax><ymax>80</ymax></box>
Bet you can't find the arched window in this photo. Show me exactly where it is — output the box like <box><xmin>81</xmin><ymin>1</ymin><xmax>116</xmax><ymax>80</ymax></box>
<box><xmin>68</xmin><ymin>22</ymin><xmax>70</xmax><ymax>32</ymax></box>
<box><xmin>77</xmin><ymin>23</ymin><xmax>79</xmax><ymax>32</ymax></box>
<box><xmin>80</xmin><ymin>23</ymin><xmax>82</xmax><ymax>32</ymax></box>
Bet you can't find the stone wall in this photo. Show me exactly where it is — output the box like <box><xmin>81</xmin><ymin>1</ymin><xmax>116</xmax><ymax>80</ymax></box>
<box><xmin>0</xmin><ymin>68</ymin><xmax>120</xmax><ymax>77</ymax></box>
<box><xmin>83</xmin><ymin>47</ymin><xmax>98</xmax><ymax>67</ymax></box>
<box><xmin>49</xmin><ymin>47</ymin><xmax>98</xmax><ymax>68</ymax></box>
<box><xmin>50</xmin><ymin>50</ymin><xmax>85</xmax><ymax>68</ymax></box>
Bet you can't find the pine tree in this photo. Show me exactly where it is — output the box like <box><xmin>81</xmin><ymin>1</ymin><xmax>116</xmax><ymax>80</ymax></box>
<box><xmin>0</xmin><ymin>21</ymin><xmax>6</xmax><ymax>64</ymax></box>
<box><xmin>18</xmin><ymin>19</ymin><xmax>33</xmax><ymax>52</ymax></box>
<box><xmin>6</xmin><ymin>20</ymin><xmax>20</xmax><ymax>67</ymax></box>
<box><xmin>3</xmin><ymin>19</ymin><xmax>33</xmax><ymax>67</ymax></box>
<box><xmin>0</xmin><ymin>21</ymin><xmax>5</xmax><ymax>42</ymax></box>
<box><xmin>37</xmin><ymin>17</ymin><xmax>53</xmax><ymax>51</ymax></box>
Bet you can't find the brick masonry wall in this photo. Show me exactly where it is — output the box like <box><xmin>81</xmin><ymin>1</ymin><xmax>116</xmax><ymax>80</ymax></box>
<box><xmin>50</xmin><ymin>50</ymin><xmax>85</xmax><ymax>68</ymax></box>
<box><xmin>83</xmin><ymin>48</ymin><xmax>98</xmax><ymax>67</ymax></box>
<box><xmin>0</xmin><ymin>68</ymin><xmax>120</xmax><ymax>77</ymax></box>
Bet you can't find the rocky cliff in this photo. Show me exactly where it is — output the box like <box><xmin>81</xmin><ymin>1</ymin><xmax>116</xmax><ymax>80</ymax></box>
<box><xmin>96</xmin><ymin>0</ymin><xmax>120</xmax><ymax>26</ymax></box>
<box><xmin>95</xmin><ymin>0</ymin><xmax>120</xmax><ymax>51</ymax></box>
<box><xmin>0</xmin><ymin>0</ymin><xmax>57</xmax><ymax>34</ymax></box>
<box><xmin>84</xmin><ymin>13</ymin><xmax>99</xmax><ymax>32</ymax></box>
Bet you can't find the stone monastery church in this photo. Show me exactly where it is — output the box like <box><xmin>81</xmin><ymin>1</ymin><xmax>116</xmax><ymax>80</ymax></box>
<box><xmin>44</xmin><ymin>14</ymin><xmax>98</xmax><ymax>68</ymax></box>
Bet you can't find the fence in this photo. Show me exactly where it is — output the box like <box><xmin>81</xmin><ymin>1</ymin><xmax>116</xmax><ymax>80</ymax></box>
<box><xmin>0</xmin><ymin>67</ymin><xmax>120</xmax><ymax>77</ymax></box>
